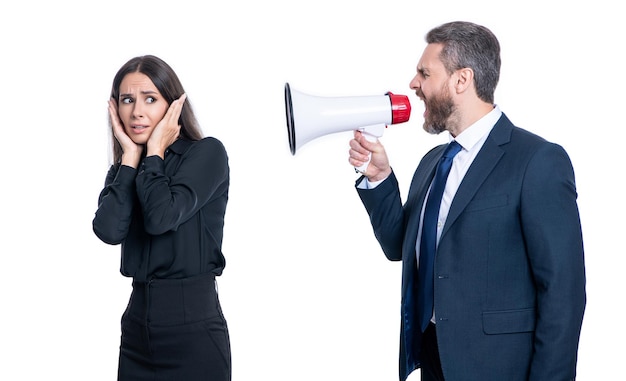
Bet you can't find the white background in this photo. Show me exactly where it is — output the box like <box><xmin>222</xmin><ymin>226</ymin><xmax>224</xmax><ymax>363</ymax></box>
<box><xmin>1</xmin><ymin>1</ymin><xmax>623</xmax><ymax>380</ymax></box>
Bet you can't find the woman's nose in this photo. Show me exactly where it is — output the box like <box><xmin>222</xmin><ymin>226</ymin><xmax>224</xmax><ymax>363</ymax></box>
<box><xmin>131</xmin><ymin>103</ymin><xmax>144</xmax><ymax>118</ymax></box>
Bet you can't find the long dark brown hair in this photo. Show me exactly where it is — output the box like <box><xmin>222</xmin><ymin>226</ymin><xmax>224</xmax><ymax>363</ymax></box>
<box><xmin>109</xmin><ymin>55</ymin><xmax>203</xmax><ymax>164</ymax></box>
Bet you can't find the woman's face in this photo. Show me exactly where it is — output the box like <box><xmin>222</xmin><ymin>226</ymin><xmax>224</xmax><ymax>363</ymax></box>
<box><xmin>117</xmin><ymin>72</ymin><xmax>169</xmax><ymax>145</ymax></box>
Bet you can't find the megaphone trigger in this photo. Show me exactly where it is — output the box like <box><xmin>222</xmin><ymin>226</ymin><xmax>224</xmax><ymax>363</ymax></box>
<box><xmin>354</xmin><ymin>124</ymin><xmax>385</xmax><ymax>174</ymax></box>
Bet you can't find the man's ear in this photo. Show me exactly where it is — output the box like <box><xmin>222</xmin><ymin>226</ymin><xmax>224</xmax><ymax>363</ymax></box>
<box><xmin>455</xmin><ymin>68</ymin><xmax>474</xmax><ymax>94</ymax></box>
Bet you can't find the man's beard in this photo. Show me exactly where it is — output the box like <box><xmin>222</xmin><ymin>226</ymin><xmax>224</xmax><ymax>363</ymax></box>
<box><xmin>421</xmin><ymin>85</ymin><xmax>456</xmax><ymax>135</ymax></box>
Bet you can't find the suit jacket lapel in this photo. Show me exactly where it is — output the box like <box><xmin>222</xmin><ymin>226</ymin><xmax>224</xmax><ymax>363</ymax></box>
<box><xmin>440</xmin><ymin>114</ymin><xmax>513</xmax><ymax>241</ymax></box>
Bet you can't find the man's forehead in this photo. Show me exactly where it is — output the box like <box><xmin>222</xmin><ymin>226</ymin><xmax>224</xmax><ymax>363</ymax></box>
<box><xmin>418</xmin><ymin>43</ymin><xmax>444</xmax><ymax>69</ymax></box>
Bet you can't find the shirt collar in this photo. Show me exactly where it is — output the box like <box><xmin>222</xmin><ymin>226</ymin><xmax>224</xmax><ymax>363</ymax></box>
<box><xmin>450</xmin><ymin>105</ymin><xmax>502</xmax><ymax>151</ymax></box>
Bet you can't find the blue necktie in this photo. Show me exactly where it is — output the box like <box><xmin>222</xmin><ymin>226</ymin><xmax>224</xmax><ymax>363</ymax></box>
<box><xmin>416</xmin><ymin>140</ymin><xmax>462</xmax><ymax>332</ymax></box>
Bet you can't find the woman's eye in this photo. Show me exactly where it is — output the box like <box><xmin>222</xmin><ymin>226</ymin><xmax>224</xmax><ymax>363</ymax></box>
<box><xmin>121</xmin><ymin>97</ymin><xmax>133</xmax><ymax>104</ymax></box>
<box><xmin>146</xmin><ymin>97</ymin><xmax>156</xmax><ymax>104</ymax></box>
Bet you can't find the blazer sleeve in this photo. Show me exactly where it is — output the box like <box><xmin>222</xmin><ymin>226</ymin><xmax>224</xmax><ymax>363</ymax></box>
<box><xmin>521</xmin><ymin>142</ymin><xmax>586</xmax><ymax>379</ymax></box>
<box><xmin>356</xmin><ymin>171</ymin><xmax>405</xmax><ymax>261</ymax></box>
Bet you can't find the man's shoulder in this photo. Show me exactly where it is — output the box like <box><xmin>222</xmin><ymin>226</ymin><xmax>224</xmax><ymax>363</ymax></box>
<box><xmin>493</xmin><ymin>113</ymin><xmax>555</xmax><ymax>149</ymax></box>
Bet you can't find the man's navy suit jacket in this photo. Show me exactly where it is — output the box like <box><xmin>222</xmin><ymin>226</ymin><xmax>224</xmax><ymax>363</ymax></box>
<box><xmin>357</xmin><ymin>113</ymin><xmax>586</xmax><ymax>381</ymax></box>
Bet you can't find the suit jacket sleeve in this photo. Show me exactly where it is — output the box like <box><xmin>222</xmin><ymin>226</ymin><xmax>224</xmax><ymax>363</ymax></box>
<box><xmin>522</xmin><ymin>142</ymin><xmax>586</xmax><ymax>379</ymax></box>
<box><xmin>356</xmin><ymin>171</ymin><xmax>405</xmax><ymax>261</ymax></box>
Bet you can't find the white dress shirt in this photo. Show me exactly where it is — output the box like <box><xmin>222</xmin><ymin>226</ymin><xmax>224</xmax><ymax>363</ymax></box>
<box><xmin>428</xmin><ymin>106</ymin><xmax>501</xmax><ymax>246</ymax></box>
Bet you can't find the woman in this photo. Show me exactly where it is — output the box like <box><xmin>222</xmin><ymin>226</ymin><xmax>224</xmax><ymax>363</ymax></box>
<box><xmin>93</xmin><ymin>55</ymin><xmax>231</xmax><ymax>381</ymax></box>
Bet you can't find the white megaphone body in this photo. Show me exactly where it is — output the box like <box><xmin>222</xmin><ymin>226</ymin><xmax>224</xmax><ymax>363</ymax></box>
<box><xmin>284</xmin><ymin>82</ymin><xmax>411</xmax><ymax>173</ymax></box>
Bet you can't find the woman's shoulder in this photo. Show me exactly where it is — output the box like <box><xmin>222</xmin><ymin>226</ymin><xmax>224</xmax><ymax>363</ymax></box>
<box><xmin>184</xmin><ymin>137</ymin><xmax>229</xmax><ymax>163</ymax></box>
<box><xmin>194</xmin><ymin>136</ymin><xmax>227</xmax><ymax>154</ymax></box>
<box><xmin>175</xmin><ymin>136</ymin><xmax>226</xmax><ymax>152</ymax></box>
<box><xmin>197</xmin><ymin>136</ymin><xmax>225</xmax><ymax>146</ymax></box>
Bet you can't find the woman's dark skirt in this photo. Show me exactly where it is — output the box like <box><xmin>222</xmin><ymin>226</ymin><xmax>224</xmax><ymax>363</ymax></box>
<box><xmin>118</xmin><ymin>273</ymin><xmax>231</xmax><ymax>381</ymax></box>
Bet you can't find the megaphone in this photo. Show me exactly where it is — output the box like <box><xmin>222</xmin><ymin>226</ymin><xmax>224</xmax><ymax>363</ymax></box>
<box><xmin>284</xmin><ymin>82</ymin><xmax>411</xmax><ymax>173</ymax></box>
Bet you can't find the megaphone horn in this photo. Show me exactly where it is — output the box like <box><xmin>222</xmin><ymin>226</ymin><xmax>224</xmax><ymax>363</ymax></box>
<box><xmin>284</xmin><ymin>82</ymin><xmax>411</xmax><ymax>172</ymax></box>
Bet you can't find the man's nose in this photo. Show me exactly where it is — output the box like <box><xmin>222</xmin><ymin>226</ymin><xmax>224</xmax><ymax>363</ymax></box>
<box><xmin>409</xmin><ymin>75</ymin><xmax>421</xmax><ymax>90</ymax></box>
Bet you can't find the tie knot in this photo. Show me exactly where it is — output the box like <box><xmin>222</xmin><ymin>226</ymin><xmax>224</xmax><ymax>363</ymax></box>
<box><xmin>443</xmin><ymin>141</ymin><xmax>462</xmax><ymax>158</ymax></box>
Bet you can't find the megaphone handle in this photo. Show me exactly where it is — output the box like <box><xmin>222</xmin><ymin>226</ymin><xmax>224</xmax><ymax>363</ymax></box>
<box><xmin>354</xmin><ymin>131</ymin><xmax>379</xmax><ymax>174</ymax></box>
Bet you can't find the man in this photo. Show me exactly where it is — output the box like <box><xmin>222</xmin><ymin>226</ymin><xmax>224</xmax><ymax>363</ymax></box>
<box><xmin>349</xmin><ymin>21</ymin><xmax>586</xmax><ymax>381</ymax></box>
